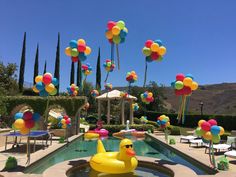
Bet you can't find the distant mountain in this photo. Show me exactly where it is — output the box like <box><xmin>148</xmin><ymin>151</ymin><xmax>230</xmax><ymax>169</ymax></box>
<box><xmin>114</xmin><ymin>83</ymin><xmax>236</xmax><ymax>115</ymax></box>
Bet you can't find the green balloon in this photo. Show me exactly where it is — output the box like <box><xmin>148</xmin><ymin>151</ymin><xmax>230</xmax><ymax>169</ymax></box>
<box><xmin>212</xmin><ymin>134</ymin><xmax>220</xmax><ymax>144</ymax></box>
<box><xmin>71</xmin><ymin>48</ymin><xmax>78</xmax><ymax>57</ymax></box>
<box><xmin>49</xmin><ymin>88</ymin><xmax>57</xmax><ymax>96</ymax></box>
<box><xmin>195</xmin><ymin>127</ymin><xmax>202</xmax><ymax>136</ymax></box>
<box><xmin>175</xmin><ymin>81</ymin><xmax>184</xmax><ymax>90</ymax></box>
<box><xmin>142</xmin><ymin>47</ymin><xmax>152</xmax><ymax>56</ymax></box>
<box><xmin>117</xmin><ymin>20</ymin><xmax>125</xmax><ymax>29</ymax></box>
<box><xmin>157</xmin><ymin>56</ymin><xmax>163</xmax><ymax>62</ymax></box>
<box><xmin>113</xmin><ymin>35</ymin><xmax>121</xmax><ymax>44</ymax></box>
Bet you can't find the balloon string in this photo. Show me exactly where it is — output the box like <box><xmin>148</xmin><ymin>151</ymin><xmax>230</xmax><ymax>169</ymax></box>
<box><xmin>143</xmin><ymin>61</ymin><xmax>147</xmax><ymax>88</ymax></box>
<box><xmin>128</xmin><ymin>82</ymin><xmax>131</xmax><ymax>94</ymax></box>
<box><xmin>111</xmin><ymin>43</ymin><xmax>114</xmax><ymax>62</ymax></box>
<box><xmin>82</xmin><ymin>75</ymin><xmax>87</xmax><ymax>92</ymax></box>
<box><xmin>177</xmin><ymin>96</ymin><xmax>184</xmax><ymax>124</ymax></box>
<box><xmin>116</xmin><ymin>44</ymin><xmax>120</xmax><ymax>70</ymax></box>
<box><xmin>211</xmin><ymin>142</ymin><xmax>216</xmax><ymax>168</ymax></box>
<box><xmin>44</xmin><ymin>97</ymin><xmax>50</xmax><ymax>127</ymax></box>
<box><xmin>182</xmin><ymin>95</ymin><xmax>187</xmax><ymax>124</ymax></box>
<box><xmin>104</xmin><ymin>72</ymin><xmax>110</xmax><ymax>83</ymax></box>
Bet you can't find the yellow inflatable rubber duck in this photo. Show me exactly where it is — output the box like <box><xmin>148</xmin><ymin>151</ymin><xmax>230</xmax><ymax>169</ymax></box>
<box><xmin>84</xmin><ymin>132</ymin><xmax>99</xmax><ymax>139</ymax></box>
<box><xmin>89</xmin><ymin>138</ymin><xmax>138</xmax><ymax>174</ymax></box>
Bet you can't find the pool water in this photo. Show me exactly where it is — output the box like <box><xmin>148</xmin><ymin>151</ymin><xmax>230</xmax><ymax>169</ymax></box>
<box><xmin>68</xmin><ymin>165</ymin><xmax>170</xmax><ymax>177</ymax></box>
<box><xmin>24</xmin><ymin>136</ymin><xmax>207</xmax><ymax>175</ymax></box>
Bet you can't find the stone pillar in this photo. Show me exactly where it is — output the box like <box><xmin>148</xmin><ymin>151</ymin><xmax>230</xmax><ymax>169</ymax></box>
<box><xmin>98</xmin><ymin>99</ymin><xmax>101</xmax><ymax>120</ymax></box>
<box><xmin>121</xmin><ymin>99</ymin><xmax>125</xmax><ymax>125</ymax></box>
<box><xmin>129</xmin><ymin>100</ymin><xmax>134</xmax><ymax>124</ymax></box>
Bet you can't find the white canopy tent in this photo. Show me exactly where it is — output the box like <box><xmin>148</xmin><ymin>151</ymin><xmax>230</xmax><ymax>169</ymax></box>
<box><xmin>96</xmin><ymin>90</ymin><xmax>137</xmax><ymax>125</ymax></box>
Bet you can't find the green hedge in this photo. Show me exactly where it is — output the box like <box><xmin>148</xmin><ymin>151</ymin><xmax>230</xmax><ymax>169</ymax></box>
<box><xmin>134</xmin><ymin>111</ymin><xmax>236</xmax><ymax>131</ymax></box>
<box><xmin>0</xmin><ymin>96</ymin><xmax>87</xmax><ymax>116</ymax></box>
<box><xmin>89</xmin><ymin>124</ymin><xmax>154</xmax><ymax>135</ymax></box>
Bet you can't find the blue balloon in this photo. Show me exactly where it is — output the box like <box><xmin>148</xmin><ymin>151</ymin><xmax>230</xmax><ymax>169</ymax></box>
<box><xmin>39</xmin><ymin>89</ymin><xmax>49</xmax><ymax>97</ymax></box>
<box><xmin>78</xmin><ymin>52</ymin><xmax>87</xmax><ymax>62</ymax></box>
<box><xmin>58</xmin><ymin>122</ymin><xmax>62</xmax><ymax>128</ymax></box>
<box><xmin>171</xmin><ymin>81</ymin><xmax>176</xmax><ymax>88</ymax></box>
<box><xmin>186</xmin><ymin>74</ymin><xmax>194</xmax><ymax>80</ymax></box>
<box><xmin>52</xmin><ymin>78</ymin><xmax>58</xmax><ymax>86</ymax></box>
<box><xmin>157</xmin><ymin>120</ymin><xmax>161</xmax><ymax>125</ymax></box>
<box><xmin>69</xmin><ymin>40</ymin><xmax>77</xmax><ymax>49</ymax></box>
<box><xmin>120</xmin><ymin>37</ymin><xmax>125</xmax><ymax>44</ymax></box>
<box><xmin>14</xmin><ymin>112</ymin><xmax>23</xmax><ymax>120</ymax></box>
<box><xmin>36</xmin><ymin>82</ymin><xmax>45</xmax><ymax>91</ymax></box>
<box><xmin>119</xmin><ymin>30</ymin><xmax>127</xmax><ymax>38</ymax></box>
<box><xmin>145</xmin><ymin>56</ymin><xmax>152</xmax><ymax>63</ymax></box>
<box><xmin>67</xmin><ymin>87</ymin><xmax>71</xmax><ymax>92</ymax></box>
<box><xmin>160</xmin><ymin>120</ymin><xmax>167</xmax><ymax>125</ymax></box>
<box><xmin>32</xmin><ymin>113</ymin><xmax>41</xmax><ymax>122</ymax></box>
<box><xmin>154</xmin><ymin>39</ymin><xmax>163</xmax><ymax>46</ymax></box>
<box><xmin>211</xmin><ymin>125</ymin><xmax>220</xmax><ymax>135</ymax></box>
<box><xmin>143</xmin><ymin>92</ymin><xmax>148</xmax><ymax>98</ymax></box>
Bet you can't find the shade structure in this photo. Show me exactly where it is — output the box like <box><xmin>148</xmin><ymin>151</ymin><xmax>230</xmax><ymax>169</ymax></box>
<box><xmin>96</xmin><ymin>90</ymin><xmax>137</xmax><ymax>125</ymax></box>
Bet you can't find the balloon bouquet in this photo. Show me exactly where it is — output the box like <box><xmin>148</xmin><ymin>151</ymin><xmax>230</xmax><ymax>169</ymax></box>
<box><xmin>33</xmin><ymin>73</ymin><xmax>58</xmax><ymax>96</ymax></box>
<box><xmin>171</xmin><ymin>74</ymin><xmax>198</xmax><ymax>124</ymax></box>
<box><xmin>91</xmin><ymin>89</ymin><xmax>99</xmax><ymax>97</ymax></box>
<box><xmin>157</xmin><ymin>115</ymin><xmax>170</xmax><ymax>142</ymax></box>
<box><xmin>195</xmin><ymin>119</ymin><xmax>224</xmax><ymax>168</ymax></box>
<box><xmin>58</xmin><ymin>115</ymin><xmax>72</xmax><ymax>142</ymax></box>
<box><xmin>103</xmin><ymin>59</ymin><xmax>116</xmax><ymax>83</ymax></box>
<box><xmin>13</xmin><ymin>111</ymin><xmax>41</xmax><ymax>135</ymax></box>
<box><xmin>104</xmin><ymin>83</ymin><xmax>112</xmax><ymax>91</ymax></box>
<box><xmin>67</xmin><ymin>84</ymin><xmax>79</xmax><ymax>96</ymax></box>
<box><xmin>142</xmin><ymin>39</ymin><xmax>167</xmax><ymax>87</ymax></box>
<box><xmin>126</xmin><ymin>71</ymin><xmax>138</xmax><ymax>93</ymax></box>
<box><xmin>105</xmin><ymin>20</ymin><xmax>128</xmax><ymax>70</ymax></box>
<box><xmin>81</xmin><ymin>63</ymin><xmax>92</xmax><ymax>90</ymax></box>
<box><xmin>140</xmin><ymin>91</ymin><xmax>154</xmax><ymax>104</ymax></box>
<box><xmin>132</xmin><ymin>103</ymin><xmax>139</xmax><ymax>111</ymax></box>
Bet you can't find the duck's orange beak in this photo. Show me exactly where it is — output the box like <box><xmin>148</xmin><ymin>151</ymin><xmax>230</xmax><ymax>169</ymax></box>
<box><xmin>126</xmin><ymin>149</ymin><xmax>136</xmax><ymax>157</ymax></box>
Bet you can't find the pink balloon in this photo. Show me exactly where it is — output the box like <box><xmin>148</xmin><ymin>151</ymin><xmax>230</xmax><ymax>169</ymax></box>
<box><xmin>208</xmin><ymin>119</ymin><xmax>217</xmax><ymax>126</ymax></box>
<box><xmin>43</xmin><ymin>74</ymin><xmax>52</xmax><ymax>85</ymax></box>
<box><xmin>107</xmin><ymin>21</ymin><xmax>116</xmax><ymax>30</ymax></box>
<box><xmin>63</xmin><ymin>115</ymin><xmax>69</xmax><ymax>120</ymax></box>
<box><xmin>176</xmin><ymin>74</ymin><xmax>185</xmax><ymax>81</ymax></box>
<box><xmin>201</xmin><ymin>121</ymin><xmax>211</xmax><ymax>131</ymax></box>
<box><xmin>23</xmin><ymin>111</ymin><xmax>33</xmax><ymax>120</ymax></box>
<box><xmin>78</xmin><ymin>44</ymin><xmax>86</xmax><ymax>52</ymax></box>
<box><xmin>65</xmin><ymin>119</ymin><xmax>71</xmax><ymax>125</ymax></box>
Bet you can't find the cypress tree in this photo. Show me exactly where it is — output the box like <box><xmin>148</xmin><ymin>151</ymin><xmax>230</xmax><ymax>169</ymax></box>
<box><xmin>96</xmin><ymin>47</ymin><xmax>101</xmax><ymax>91</ymax></box>
<box><xmin>18</xmin><ymin>32</ymin><xmax>26</xmax><ymax>92</ymax></box>
<box><xmin>77</xmin><ymin>60</ymin><xmax>82</xmax><ymax>88</ymax></box>
<box><xmin>70</xmin><ymin>62</ymin><xmax>75</xmax><ymax>84</ymax></box>
<box><xmin>33</xmin><ymin>44</ymin><xmax>39</xmax><ymax>84</ymax></box>
<box><xmin>43</xmin><ymin>60</ymin><xmax>47</xmax><ymax>74</ymax></box>
<box><xmin>54</xmin><ymin>33</ymin><xmax>60</xmax><ymax>95</ymax></box>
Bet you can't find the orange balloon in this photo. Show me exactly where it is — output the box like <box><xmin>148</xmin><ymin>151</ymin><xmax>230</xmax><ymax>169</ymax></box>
<box><xmin>85</xmin><ymin>46</ymin><xmax>91</xmax><ymax>55</ymax></box>
<box><xmin>32</xmin><ymin>85</ymin><xmax>39</xmax><ymax>93</ymax></box>
<box><xmin>112</xmin><ymin>26</ymin><xmax>121</xmax><ymax>35</ymax></box>
<box><xmin>77</xmin><ymin>39</ymin><xmax>86</xmax><ymax>45</ymax></box>
<box><xmin>219</xmin><ymin>126</ymin><xmax>225</xmax><ymax>135</ymax></box>
<box><xmin>158</xmin><ymin>46</ymin><xmax>166</xmax><ymax>55</ymax></box>
<box><xmin>20</xmin><ymin>128</ymin><xmax>30</xmax><ymax>135</ymax></box>
<box><xmin>150</xmin><ymin>43</ymin><xmax>159</xmax><ymax>52</ymax></box>
<box><xmin>191</xmin><ymin>81</ymin><xmax>198</xmax><ymax>91</ymax></box>
<box><xmin>65</xmin><ymin>47</ymin><xmax>71</xmax><ymax>56</ymax></box>
<box><xmin>105</xmin><ymin>30</ymin><xmax>113</xmax><ymax>39</ymax></box>
<box><xmin>198</xmin><ymin>120</ymin><xmax>206</xmax><ymax>127</ymax></box>
<box><xmin>203</xmin><ymin>131</ymin><xmax>212</xmax><ymax>140</ymax></box>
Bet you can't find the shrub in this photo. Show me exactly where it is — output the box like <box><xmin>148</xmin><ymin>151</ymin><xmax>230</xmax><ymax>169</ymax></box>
<box><xmin>168</xmin><ymin>126</ymin><xmax>181</xmax><ymax>135</ymax></box>
<box><xmin>85</xmin><ymin>115</ymin><xmax>98</xmax><ymax>124</ymax></box>
<box><xmin>169</xmin><ymin>137</ymin><xmax>176</xmax><ymax>145</ymax></box>
<box><xmin>58</xmin><ymin>136</ymin><xmax>65</xmax><ymax>143</ymax></box>
<box><xmin>5</xmin><ymin>156</ymin><xmax>17</xmax><ymax>170</ymax></box>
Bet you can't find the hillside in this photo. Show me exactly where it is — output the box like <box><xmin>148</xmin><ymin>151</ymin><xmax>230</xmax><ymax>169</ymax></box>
<box><xmin>114</xmin><ymin>83</ymin><xmax>236</xmax><ymax>115</ymax></box>
<box><xmin>163</xmin><ymin>83</ymin><xmax>236</xmax><ymax>115</ymax></box>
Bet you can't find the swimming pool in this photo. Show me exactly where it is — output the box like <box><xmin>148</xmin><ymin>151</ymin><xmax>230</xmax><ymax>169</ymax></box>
<box><xmin>24</xmin><ymin>135</ymin><xmax>208</xmax><ymax>175</ymax></box>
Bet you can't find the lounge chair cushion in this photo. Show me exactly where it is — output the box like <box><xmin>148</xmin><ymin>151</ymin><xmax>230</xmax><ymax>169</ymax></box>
<box><xmin>224</xmin><ymin>150</ymin><xmax>236</xmax><ymax>159</ymax></box>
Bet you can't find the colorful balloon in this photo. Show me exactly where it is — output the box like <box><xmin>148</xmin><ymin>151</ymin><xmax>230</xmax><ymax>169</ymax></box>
<box><xmin>141</xmin><ymin>91</ymin><xmax>154</xmax><ymax>104</ymax></box>
<box><xmin>103</xmin><ymin>59</ymin><xmax>115</xmax><ymax>72</ymax></box>
<box><xmin>67</xmin><ymin>84</ymin><xmax>79</xmax><ymax>96</ymax></box>
<box><xmin>126</xmin><ymin>71</ymin><xmax>138</xmax><ymax>84</ymax></box>
<box><xmin>82</xmin><ymin>63</ymin><xmax>92</xmax><ymax>76</ymax></box>
<box><xmin>91</xmin><ymin>89</ymin><xmax>99</xmax><ymax>97</ymax></box>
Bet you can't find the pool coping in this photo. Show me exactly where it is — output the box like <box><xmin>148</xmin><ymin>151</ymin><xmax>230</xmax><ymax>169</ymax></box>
<box><xmin>146</xmin><ymin>133</ymin><xmax>218</xmax><ymax>175</ymax></box>
<box><xmin>43</xmin><ymin>156</ymin><xmax>199</xmax><ymax>177</ymax></box>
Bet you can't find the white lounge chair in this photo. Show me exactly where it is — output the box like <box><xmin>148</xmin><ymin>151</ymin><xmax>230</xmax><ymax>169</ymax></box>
<box><xmin>204</xmin><ymin>137</ymin><xmax>234</xmax><ymax>153</ymax></box>
<box><xmin>180</xmin><ymin>135</ymin><xmax>197</xmax><ymax>143</ymax></box>
<box><xmin>189</xmin><ymin>139</ymin><xmax>203</xmax><ymax>147</ymax></box>
<box><xmin>224</xmin><ymin>142</ymin><xmax>236</xmax><ymax>159</ymax></box>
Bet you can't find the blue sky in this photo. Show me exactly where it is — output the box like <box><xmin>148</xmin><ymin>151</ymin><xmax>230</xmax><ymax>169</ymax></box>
<box><xmin>1</xmin><ymin>0</ymin><xmax>236</xmax><ymax>92</ymax></box>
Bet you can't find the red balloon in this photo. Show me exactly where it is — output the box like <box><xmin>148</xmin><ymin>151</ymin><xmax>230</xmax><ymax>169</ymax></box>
<box><xmin>145</xmin><ymin>40</ymin><xmax>153</xmax><ymax>48</ymax></box>
<box><xmin>107</xmin><ymin>21</ymin><xmax>116</xmax><ymax>30</ymax></box>
<box><xmin>108</xmin><ymin>39</ymin><xmax>113</xmax><ymax>44</ymax></box>
<box><xmin>176</xmin><ymin>74</ymin><xmax>185</xmax><ymax>81</ymax></box>
<box><xmin>43</xmin><ymin>74</ymin><xmax>52</xmax><ymax>85</ymax></box>
<box><xmin>208</xmin><ymin>119</ymin><xmax>217</xmax><ymax>126</ymax></box>
<box><xmin>71</xmin><ymin>57</ymin><xmax>78</xmax><ymax>62</ymax></box>
<box><xmin>25</xmin><ymin>119</ymin><xmax>35</xmax><ymax>129</ymax></box>
<box><xmin>175</xmin><ymin>89</ymin><xmax>183</xmax><ymax>96</ymax></box>
<box><xmin>63</xmin><ymin>115</ymin><xmax>69</xmax><ymax>120</ymax></box>
<box><xmin>82</xmin><ymin>65</ymin><xmax>88</xmax><ymax>70</ymax></box>
<box><xmin>65</xmin><ymin>119</ymin><xmax>71</xmax><ymax>124</ymax></box>
<box><xmin>78</xmin><ymin>44</ymin><xmax>86</xmax><ymax>52</ymax></box>
<box><xmin>201</xmin><ymin>121</ymin><xmax>211</xmax><ymax>131</ymax></box>
<box><xmin>23</xmin><ymin>111</ymin><xmax>33</xmax><ymax>120</ymax></box>
<box><xmin>182</xmin><ymin>86</ymin><xmax>192</xmax><ymax>95</ymax></box>
<box><xmin>150</xmin><ymin>52</ymin><xmax>159</xmax><ymax>60</ymax></box>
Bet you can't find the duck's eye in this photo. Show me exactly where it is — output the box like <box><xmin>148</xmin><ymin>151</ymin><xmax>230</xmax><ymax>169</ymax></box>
<box><xmin>125</xmin><ymin>145</ymin><xmax>133</xmax><ymax>148</ymax></box>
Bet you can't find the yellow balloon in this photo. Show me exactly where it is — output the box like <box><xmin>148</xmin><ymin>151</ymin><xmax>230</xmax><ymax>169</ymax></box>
<box><xmin>148</xmin><ymin>92</ymin><xmax>153</xmax><ymax>97</ymax></box>
<box><xmin>62</xmin><ymin>124</ymin><xmax>67</xmax><ymax>129</ymax></box>
<box><xmin>14</xmin><ymin>119</ymin><xmax>25</xmax><ymax>129</ymax></box>
<box><xmin>74</xmin><ymin>90</ymin><xmax>78</xmax><ymax>95</ymax></box>
<box><xmin>198</xmin><ymin>120</ymin><xmax>206</xmax><ymax>127</ymax></box>
<box><xmin>32</xmin><ymin>85</ymin><xmax>39</xmax><ymax>93</ymax></box>
<box><xmin>219</xmin><ymin>126</ymin><xmax>225</xmax><ymax>135</ymax></box>
<box><xmin>45</xmin><ymin>83</ymin><xmax>55</xmax><ymax>93</ymax></box>
<box><xmin>166</xmin><ymin>122</ymin><xmax>170</xmax><ymax>127</ymax></box>
<box><xmin>85</xmin><ymin>46</ymin><xmax>91</xmax><ymax>55</ymax></box>
<box><xmin>123</xmin><ymin>27</ymin><xmax>128</xmax><ymax>33</ymax></box>
<box><xmin>105</xmin><ymin>30</ymin><xmax>113</xmax><ymax>39</ymax></box>
<box><xmin>158</xmin><ymin>46</ymin><xmax>166</xmax><ymax>55</ymax></box>
<box><xmin>77</xmin><ymin>39</ymin><xmax>86</xmax><ymax>45</ymax></box>
<box><xmin>61</xmin><ymin>119</ymin><xmax>66</xmax><ymax>124</ymax></box>
<box><xmin>112</xmin><ymin>26</ymin><xmax>121</xmax><ymax>35</ymax></box>
<box><xmin>150</xmin><ymin>43</ymin><xmax>159</xmax><ymax>52</ymax></box>
<box><xmin>20</xmin><ymin>128</ymin><xmax>30</xmax><ymax>135</ymax></box>
<box><xmin>191</xmin><ymin>81</ymin><xmax>198</xmax><ymax>91</ymax></box>
<box><xmin>71</xmin><ymin>83</ymin><xmax>76</xmax><ymax>87</ymax></box>
<box><xmin>183</xmin><ymin>77</ymin><xmax>193</xmax><ymax>87</ymax></box>
<box><xmin>65</xmin><ymin>47</ymin><xmax>71</xmax><ymax>57</ymax></box>
<box><xmin>203</xmin><ymin>131</ymin><xmax>212</xmax><ymax>140</ymax></box>
<box><xmin>35</xmin><ymin>75</ymin><xmax>43</xmax><ymax>83</ymax></box>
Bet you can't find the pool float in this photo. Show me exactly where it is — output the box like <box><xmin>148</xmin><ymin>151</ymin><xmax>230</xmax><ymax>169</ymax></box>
<box><xmin>88</xmin><ymin>128</ymin><xmax>109</xmax><ymax>136</ymax></box>
<box><xmin>131</xmin><ymin>131</ymin><xmax>145</xmax><ymax>138</ymax></box>
<box><xmin>84</xmin><ymin>132</ymin><xmax>99</xmax><ymax>139</ymax></box>
<box><xmin>89</xmin><ymin>138</ymin><xmax>138</xmax><ymax>174</ymax></box>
